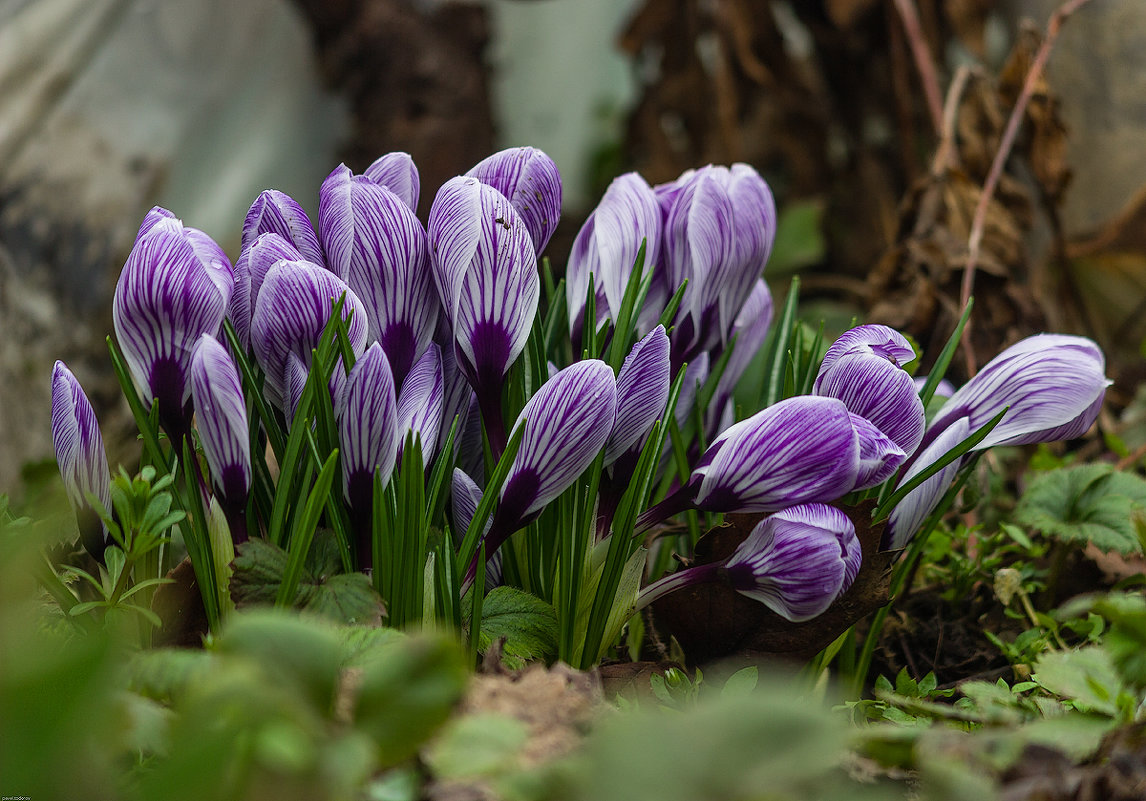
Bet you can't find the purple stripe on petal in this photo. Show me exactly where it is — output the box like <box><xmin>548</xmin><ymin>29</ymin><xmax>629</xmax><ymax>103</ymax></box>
<box><xmin>588</xmin><ymin>172</ymin><xmax>662</xmax><ymax>317</ymax></box>
<box><xmin>396</xmin><ymin>343</ymin><xmax>444</xmax><ymax>469</ymax></box>
<box><xmin>428</xmin><ymin>176</ymin><xmax>484</xmax><ymax>320</ymax></box>
<box><xmin>499</xmin><ymin>360</ymin><xmax>618</xmax><ymax>526</ymax></box>
<box><xmin>364</xmin><ymin>151</ymin><xmax>420</xmax><ymax>212</ymax></box>
<box><xmin>716</xmin><ymin>164</ymin><xmax>777</xmax><ymax>335</ymax></box>
<box><xmin>884</xmin><ymin>417</ymin><xmax>971</xmax><ymax>550</ymax></box>
<box><xmin>815</xmin><ymin>348</ymin><xmax>925</xmax><ymax>457</ymax></box>
<box><xmin>691</xmin><ymin>395</ymin><xmax>859</xmax><ymax>513</ymax></box>
<box><xmin>338</xmin><ymin>343</ymin><xmax>398</xmax><ymax>511</ymax></box>
<box><xmin>51</xmin><ymin>361</ymin><xmax>111</xmax><ymax>520</ymax></box>
<box><xmin>190</xmin><ymin>335</ymin><xmax>251</xmax><ymax>504</ymax></box>
<box><xmin>724</xmin><ymin>503</ymin><xmax>857</xmax><ymax>622</ymax></box>
<box><xmin>228</xmin><ymin>233</ymin><xmax>305</xmax><ymax>352</ymax></box>
<box><xmin>606</xmin><ymin>325</ymin><xmax>670</xmax><ymax>466</ymax></box>
<box><xmin>815</xmin><ymin>325</ymin><xmax>916</xmax><ymax>384</ymax></box>
<box><xmin>250</xmin><ymin>259</ymin><xmax>368</xmax><ymax>417</ymax></box>
<box><xmin>242</xmin><ymin>189</ymin><xmax>324</xmax><ymax>267</ymax></box>
<box><xmin>467</xmin><ymin>146</ymin><xmax>562</xmax><ymax>256</ymax></box>
<box><xmin>927</xmin><ymin>334</ymin><xmax>1110</xmax><ymax>450</ymax></box>
<box><xmin>848</xmin><ymin>413</ymin><xmax>906</xmax><ymax>491</ymax></box>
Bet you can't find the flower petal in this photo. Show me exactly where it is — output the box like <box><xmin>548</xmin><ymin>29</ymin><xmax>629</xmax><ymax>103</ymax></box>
<box><xmin>848</xmin><ymin>413</ymin><xmax>907</xmax><ymax>491</ymax></box>
<box><xmin>228</xmin><ymin>233</ymin><xmax>305</xmax><ymax>352</ymax></box>
<box><xmin>338</xmin><ymin>343</ymin><xmax>399</xmax><ymax>511</ymax></box>
<box><xmin>51</xmin><ymin>361</ymin><xmax>110</xmax><ymax>533</ymax></box>
<box><xmin>396</xmin><ymin>343</ymin><xmax>445</xmax><ymax>469</ymax></box>
<box><xmin>606</xmin><ymin>325</ymin><xmax>671</xmax><ymax>466</ymax></box>
<box><xmin>928</xmin><ymin>334</ymin><xmax>1110</xmax><ymax>449</ymax></box>
<box><xmin>242</xmin><ymin>189</ymin><xmax>325</xmax><ymax>267</ymax></box>
<box><xmin>883</xmin><ymin>417</ymin><xmax>971</xmax><ymax>550</ymax></box>
<box><xmin>585</xmin><ymin>172</ymin><xmax>662</xmax><ymax>318</ymax></box>
<box><xmin>724</xmin><ymin>503</ymin><xmax>858</xmax><ymax>622</ymax></box>
<box><xmin>691</xmin><ymin>395</ymin><xmax>859</xmax><ymax>513</ymax></box>
<box><xmin>815</xmin><ymin>324</ymin><xmax>915</xmax><ymax>383</ymax></box>
<box><xmin>499</xmin><ymin>360</ymin><xmax>618</xmax><ymax>526</ymax></box>
<box><xmin>190</xmin><ymin>334</ymin><xmax>251</xmax><ymax>504</ymax></box>
<box><xmin>467</xmin><ymin>146</ymin><xmax>562</xmax><ymax>255</ymax></box>
<box><xmin>364</xmin><ymin>151</ymin><xmax>420</xmax><ymax>212</ymax></box>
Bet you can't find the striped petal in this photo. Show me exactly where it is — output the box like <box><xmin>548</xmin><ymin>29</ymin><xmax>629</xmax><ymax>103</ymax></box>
<box><xmin>691</xmin><ymin>395</ymin><xmax>860</xmax><ymax>513</ymax></box>
<box><xmin>429</xmin><ymin>177</ymin><xmax>539</xmax><ymax>392</ymax></box>
<box><xmin>848</xmin><ymin>413</ymin><xmax>907</xmax><ymax>491</ymax></box>
<box><xmin>228</xmin><ymin>233</ymin><xmax>305</xmax><ymax>352</ymax></box>
<box><xmin>716</xmin><ymin>164</ymin><xmax>777</xmax><ymax>335</ymax></box>
<box><xmin>242</xmin><ymin>189</ymin><xmax>325</xmax><ymax>267</ymax></box>
<box><xmin>112</xmin><ymin>212</ymin><xmax>229</xmax><ymax>432</ymax></box>
<box><xmin>817</xmin><ymin>324</ymin><xmax>916</xmax><ymax>379</ymax></box>
<box><xmin>250</xmin><ymin>259</ymin><xmax>368</xmax><ymax>422</ymax></box>
<box><xmin>51</xmin><ymin>361</ymin><xmax>110</xmax><ymax>557</ymax></box>
<box><xmin>319</xmin><ymin>163</ymin><xmax>439</xmax><ymax>388</ymax></box>
<box><xmin>467</xmin><ymin>146</ymin><xmax>562</xmax><ymax>256</ymax></box>
<box><xmin>814</xmin><ymin>332</ymin><xmax>925</xmax><ymax>457</ymax></box>
<box><xmin>884</xmin><ymin>417</ymin><xmax>971</xmax><ymax>550</ymax></box>
<box><xmin>564</xmin><ymin>210</ymin><xmax>610</xmax><ymax>344</ymax></box>
<box><xmin>364</xmin><ymin>151</ymin><xmax>420</xmax><ymax>212</ymax></box>
<box><xmin>190</xmin><ymin>334</ymin><xmax>251</xmax><ymax>505</ymax></box>
<box><xmin>928</xmin><ymin>334</ymin><xmax>1110</xmax><ymax>450</ymax></box>
<box><xmin>338</xmin><ymin>342</ymin><xmax>399</xmax><ymax>512</ymax></box>
<box><xmin>724</xmin><ymin>503</ymin><xmax>859</xmax><ymax>622</ymax></box>
<box><xmin>709</xmin><ymin>278</ymin><xmax>773</xmax><ymax>431</ymax></box>
<box><xmin>605</xmin><ymin>325</ymin><xmax>670</xmax><ymax>466</ymax></box>
<box><xmin>451</xmin><ymin>468</ymin><xmax>502</xmax><ymax>588</ymax></box>
<box><xmin>498</xmin><ymin>360</ymin><xmax>618</xmax><ymax>528</ymax></box>
<box><xmin>396</xmin><ymin>343</ymin><xmax>444</xmax><ymax>469</ymax></box>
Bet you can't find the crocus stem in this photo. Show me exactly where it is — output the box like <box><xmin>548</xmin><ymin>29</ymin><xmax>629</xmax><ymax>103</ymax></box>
<box><xmin>477</xmin><ymin>385</ymin><xmax>507</xmax><ymax>459</ymax></box>
<box><xmin>635</xmin><ymin>485</ymin><xmax>693</xmax><ymax>533</ymax></box>
<box><xmin>635</xmin><ymin>561</ymin><xmax>723</xmax><ymax>610</ymax></box>
<box><xmin>224</xmin><ymin>499</ymin><xmax>249</xmax><ymax>545</ymax></box>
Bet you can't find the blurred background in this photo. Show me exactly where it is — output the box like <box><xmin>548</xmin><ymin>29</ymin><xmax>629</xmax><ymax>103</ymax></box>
<box><xmin>2</xmin><ymin>0</ymin><xmax>1144</xmax><ymax>499</ymax></box>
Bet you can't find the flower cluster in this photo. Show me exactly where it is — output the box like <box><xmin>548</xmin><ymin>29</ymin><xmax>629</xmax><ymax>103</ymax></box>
<box><xmin>51</xmin><ymin>144</ymin><xmax>1110</xmax><ymax>646</ymax></box>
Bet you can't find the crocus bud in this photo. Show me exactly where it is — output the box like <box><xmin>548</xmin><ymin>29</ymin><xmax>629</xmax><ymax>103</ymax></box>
<box><xmin>338</xmin><ymin>343</ymin><xmax>399</xmax><ymax>510</ymax></box>
<box><xmin>428</xmin><ymin>176</ymin><xmax>540</xmax><ymax>449</ymax></box>
<box><xmin>467</xmin><ymin>146</ymin><xmax>562</xmax><ymax>256</ymax></box>
<box><xmin>883</xmin><ymin>418</ymin><xmax>970</xmax><ymax>550</ymax></box>
<box><xmin>113</xmin><ymin>207</ymin><xmax>231</xmax><ymax>437</ymax></box>
<box><xmin>364</xmin><ymin>151</ymin><xmax>420</xmax><ymax>212</ymax></box>
<box><xmin>228</xmin><ymin>233</ymin><xmax>305</xmax><ymax>352</ymax></box>
<box><xmin>319</xmin><ymin>164</ymin><xmax>439</xmax><ymax>390</ymax></box>
<box><xmin>636</xmin><ymin>503</ymin><xmax>861</xmax><ymax>623</ymax></box>
<box><xmin>242</xmin><ymin>189</ymin><xmax>325</xmax><ymax>267</ymax></box>
<box><xmin>451</xmin><ymin>468</ymin><xmax>501</xmax><ymax>589</ymax></box>
<box><xmin>190</xmin><ymin>336</ymin><xmax>251</xmax><ymax>504</ymax></box>
<box><xmin>250</xmin><ymin>259</ymin><xmax>368</xmax><ymax>425</ymax></box>
<box><xmin>605</xmin><ymin>325</ymin><xmax>671</xmax><ymax>467</ymax></box>
<box><xmin>51</xmin><ymin>361</ymin><xmax>111</xmax><ymax>559</ymax></box>
<box><xmin>566</xmin><ymin>172</ymin><xmax>661</xmax><ymax>339</ymax></box>
<box><xmin>927</xmin><ymin>334</ymin><xmax>1110</xmax><ymax>450</ymax></box>
<box><xmin>396</xmin><ymin>344</ymin><xmax>444</xmax><ymax>469</ymax></box>
<box><xmin>814</xmin><ymin>324</ymin><xmax>925</xmax><ymax>457</ymax></box>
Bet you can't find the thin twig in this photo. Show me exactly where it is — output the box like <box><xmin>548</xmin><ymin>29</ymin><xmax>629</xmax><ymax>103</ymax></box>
<box><xmin>892</xmin><ymin>0</ymin><xmax>944</xmax><ymax>136</ymax></box>
<box><xmin>959</xmin><ymin>0</ymin><xmax>1095</xmax><ymax>376</ymax></box>
<box><xmin>929</xmin><ymin>65</ymin><xmax>974</xmax><ymax>177</ymax></box>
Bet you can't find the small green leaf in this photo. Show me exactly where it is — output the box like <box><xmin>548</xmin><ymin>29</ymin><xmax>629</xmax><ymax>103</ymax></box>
<box><xmin>1015</xmin><ymin>464</ymin><xmax>1146</xmax><ymax>554</ymax></box>
<box><xmin>469</xmin><ymin>586</ymin><xmax>559</xmax><ymax>670</ymax></box>
<box><xmin>424</xmin><ymin>713</ymin><xmax>530</xmax><ymax>780</ymax></box>
<box><xmin>721</xmin><ymin>666</ymin><xmax>758</xmax><ymax>698</ymax></box>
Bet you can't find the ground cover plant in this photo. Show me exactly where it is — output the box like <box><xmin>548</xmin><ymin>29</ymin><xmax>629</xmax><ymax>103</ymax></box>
<box><xmin>5</xmin><ymin>124</ymin><xmax>1142</xmax><ymax>801</ymax></box>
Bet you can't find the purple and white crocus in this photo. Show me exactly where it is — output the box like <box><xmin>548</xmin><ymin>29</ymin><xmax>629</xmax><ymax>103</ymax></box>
<box><xmin>242</xmin><ymin>189</ymin><xmax>325</xmax><ymax>267</ymax></box>
<box><xmin>467</xmin><ymin>146</ymin><xmax>562</xmax><ymax>257</ymax></box>
<box><xmin>113</xmin><ymin>207</ymin><xmax>232</xmax><ymax>439</ymax></box>
<box><xmin>428</xmin><ymin>176</ymin><xmax>540</xmax><ymax>451</ymax></box>
<box><xmin>884</xmin><ymin>334</ymin><xmax>1110</xmax><ymax>549</ymax></box>
<box><xmin>636</xmin><ymin>503</ymin><xmax>861</xmax><ymax>622</ymax></box>
<box><xmin>51</xmin><ymin>361</ymin><xmax>111</xmax><ymax>560</ymax></box>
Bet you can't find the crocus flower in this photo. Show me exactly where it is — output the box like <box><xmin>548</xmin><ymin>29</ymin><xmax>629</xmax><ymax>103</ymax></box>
<box><xmin>636</xmin><ymin>503</ymin><xmax>861</xmax><ymax>622</ymax></box>
<box><xmin>51</xmin><ymin>361</ymin><xmax>111</xmax><ymax>560</ymax></box>
<box><xmin>190</xmin><ymin>334</ymin><xmax>251</xmax><ymax>541</ymax></box>
<box><xmin>337</xmin><ymin>343</ymin><xmax>398</xmax><ymax>568</ymax></box>
<box><xmin>428</xmin><ymin>176</ymin><xmax>540</xmax><ymax>450</ymax></box>
<box><xmin>319</xmin><ymin>164</ymin><xmax>439</xmax><ymax>390</ymax></box>
<box><xmin>241</xmin><ymin>189</ymin><xmax>325</xmax><ymax>267</ymax></box>
<box><xmin>250</xmin><ymin>259</ymin><xmax>368</xmax><ymax>425</ymax></box>
<box><xmin>364</xmin><ymin>151</ymin><xmax>420</xmax><ymax>212</ymax></box>
<box><xmin>395</xmin><ymin>344</ymin><xmax>444</xmax><ymax>469</ymax></box>
<box><xmin>883</xmin><ymin>418</ymin><xmax>970</xmax><ymax>550</ymax></box>
<box><xmin>639</xmin><ymin>395</ymin><xmax>904</xmax><ymax>528</ymax></box>
<box><xmin>659</xmin><ymin>164</ymin><xmax>777</xmax><ymax>361</ymax></box>
<box><xmin>462</xmin><ymin>360</ymin><xmax>617</xmax><ymax>590</ymax></box>
<box><xmin>228</xmin><ymin>233</ymin><xmax>304</xmax><ymax>352</ymax></box>
<box><xmin>605</xmin><ymin>325</ymin><xmax>671</xmax><ymax>468</ymax></box>
<box><xmin>467</xmin><ymin>146</ymin><xmax>562</xmax><ymax>256</ymax></box>
<box><xmin>813</xmin><ymin>324</ymin><xmax>925</xmax><ymax>457</ymax></box>
<box><xmin>451</xmin><ymin>468</ymin><xmax>501</xmax><ymax>589</ymax></box>
<box><xmin>113</xmin><ymin>208</ymin><xmax>232</xmax><ymax>438</ymax></box>
<box><xmin>926</xmin><ymin>334</ymin><xmax>1110</xmax><ymax>451</ymax></box>
<box><xmin>566</xmin><ymin>172</ymin><xmax>662</xmax><ymax>341</ymax></box>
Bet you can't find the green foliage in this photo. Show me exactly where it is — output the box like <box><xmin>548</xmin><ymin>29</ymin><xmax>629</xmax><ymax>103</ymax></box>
<box><xmin>466</xmin><ymin>585</ymin><xmax>559</xmax><ymax>670</ymax></box>
<box><xmin>1014</xmin><ymin>463</ymin><xmax>1146</xmax><ymax>554</ymax></box>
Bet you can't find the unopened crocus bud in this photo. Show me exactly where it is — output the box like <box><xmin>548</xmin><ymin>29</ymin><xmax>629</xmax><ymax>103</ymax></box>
<box><xmin>364</xmin><ymin>151</ymin><xmax>420</xmax><ymax>212</ymax></box>
<box><xmin>228</xmin><ymin>233</ymin><xmax>304</xmax><ymax>352</ymax></box>
<box><xmin>636</xmin><ymin>503</ymin><xmax>861</xmax><ymax>622</ymax></box>
<box><xmin>814</xmin><ymin>324</ymin><xmax>925</xmax><ymax>457</ymax></box>
<box><xmin>51</xmin><ymin>361</ymin><xmax>111</xmax><ymax>560</ymax></box>
<box><xmin>467</xmin><ymin>146</ymin><xmax>562</xmax><ymax>256</ymax></box>
<box><xmin>396</xmin><ymin>344</ymin><xmax>444</xmax><ymax>469</ymax></box>
<box><xmin>605</xmin><ymin>325</ymin><xmax>670</xmax><ymax>468</ymax></box>
<box><xmin>242</xmin><ymin>189</ymin><xmax>325</xmax><ymax>267</ymax></box>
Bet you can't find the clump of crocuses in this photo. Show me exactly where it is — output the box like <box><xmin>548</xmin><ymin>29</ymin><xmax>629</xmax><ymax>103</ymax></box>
<box><xmin>50</xmin><ymin>142</ymin><xmax>1110</xmax><ymax>666</ymax></box>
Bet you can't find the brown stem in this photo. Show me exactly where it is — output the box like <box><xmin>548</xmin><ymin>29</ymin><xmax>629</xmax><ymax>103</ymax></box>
<box><xmin>891</xmin><ymin>0</ymin><xmax>944</xmax><ymax>136</ymax></box>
